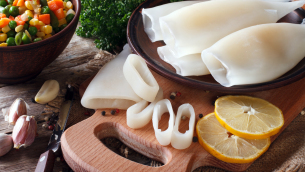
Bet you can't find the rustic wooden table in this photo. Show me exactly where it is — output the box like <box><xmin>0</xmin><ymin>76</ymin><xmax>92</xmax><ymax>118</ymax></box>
<box><xmin>0</xmin><ymin>34</ymin><xmax>304</xmax><ymax>172</ymax></box>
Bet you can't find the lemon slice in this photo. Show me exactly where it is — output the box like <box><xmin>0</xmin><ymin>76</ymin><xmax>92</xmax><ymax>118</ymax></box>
<box><xmin>215</xmin><ymin>95</ymin><xmax>284</xmax><ymax>139</ymax></box>
<box><xmin>196</xmin><ymin>113</ymin><xmax>271</xmax><ymax>163</ymax></box>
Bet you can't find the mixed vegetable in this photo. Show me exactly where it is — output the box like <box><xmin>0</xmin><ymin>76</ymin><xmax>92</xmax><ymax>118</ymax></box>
<box><xmin>0</xmin><ymin>0</ymin><xmax>75</xmax><ymax>47</ymax></box>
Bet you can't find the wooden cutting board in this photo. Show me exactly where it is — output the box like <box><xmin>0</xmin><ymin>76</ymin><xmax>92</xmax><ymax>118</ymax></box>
<box><xmin>61</xmin><ymin>69</ymin><xmax>305</xmax><ymax>172</ymax></box>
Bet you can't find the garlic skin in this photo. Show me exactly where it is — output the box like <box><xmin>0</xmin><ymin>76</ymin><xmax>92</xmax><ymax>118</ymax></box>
<box><xmin>2</xmin><ymin>108</ymin><xmax>10</xmax><ymax>122</ymax></box>
<box><xmin>0</xmin><ymin>133</ymin><xmax>13</xmax><ymax>157</ymax></box>
<box><xmin>8</xmin><ymin>98</ymin><xmax>29</xmax><ymax>125</ymax></box>
<box><xmin>35</xmin><ymin>80</ymin><xmax>60</xmax><ymax>104</ymax></box>
<box><xmin>12</xmin><ymin>115</ymin><xmax>37</xmax><ymax>149</ymax></box>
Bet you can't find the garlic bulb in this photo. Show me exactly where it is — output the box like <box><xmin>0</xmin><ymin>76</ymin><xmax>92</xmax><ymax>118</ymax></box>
<box><xmin>0</xmin><ymin>133</ymin><xmax>13</xmax><ymax>157</ymax></box>
<box><xmin>12</xmin><ymin>115</ymin><xmax>37</xmax><ymax>149</ymax></box>
<box><xmin>8</xmin><ymin>98</ymin><xmax>29</xmax><ymax>125</ymax></box>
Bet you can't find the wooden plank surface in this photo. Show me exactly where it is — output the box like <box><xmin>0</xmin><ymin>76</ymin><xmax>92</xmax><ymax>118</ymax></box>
<box><xmin>0</xmin><ymin>34</ymin><xmax>304</xmax><ymax>171</ymax></box>
<box><xmin>61</xmin><ymin>67</ymin><xmax>305</xmax><ymax>172</ymax></box>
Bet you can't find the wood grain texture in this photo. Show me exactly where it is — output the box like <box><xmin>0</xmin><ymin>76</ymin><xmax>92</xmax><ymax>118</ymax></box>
<box><xmin>61</xmin><ymin>68</ymin><xmax>305</xmax><ymax>172</ymax></box>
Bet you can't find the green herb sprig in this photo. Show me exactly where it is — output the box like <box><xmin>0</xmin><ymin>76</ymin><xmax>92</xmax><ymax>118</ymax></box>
<box><xmin>76</xmin><ymin>0</ymin><xmax>183</xmax><ymax>52</ymax></box>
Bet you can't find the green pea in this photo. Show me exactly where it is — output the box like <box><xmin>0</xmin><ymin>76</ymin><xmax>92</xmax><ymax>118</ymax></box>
<box><xmin>6</xmin><ymin>37</ymin><xmax>16</xmax><ymax>46</ymax></box>
<box><xmin>15</xmin><ymin>32</ymin><xmax>22</xmax><ymax>45</ymax></box>
<box><xmin>65</xmin><ymin>14</ymin><xmax>74</xmax><ymax>24</ymax></box>
<box><xmin>64</xmin><ymin>0</ymin><xmax>69</xmax><ymax>2</ymax></box>
<box><xmin>60</xmin><ymin>24</ymin><xmax>68</xmax><ymax>31</ymax></box>
<box><xmin>8</xmin><ymin>20</ymin><xmax>17</xmax><ymax>29</ymax></box>
<box><xmin>4</xmin><ymin>5</ymin><xmax>11</xmax><ymax>12</ymax></box>
<box><xmin>7</xmin><ymin>0</ymin><xmax>13</xmax><ymax>5</ymax></box>
<box><xmin>40</xmin><ymin>0</ymin><xmax>48</xmax><ymax>6</ymax></box>
<box><xmin>41</xmin><ymin>6</ymin><xmax>50</xmax><ymax>14</ymax></box>
<box><xmin>22</xmin><ymin>32</ymin><xmax>31</xmax><ymax>44</ymax></box>
<box><xmin>9</xmin><ymin>6</ymin><xmax>19</xmax><ymax>17</ymax></box>
<box><xmin>0</xmin><ymin>0</ymin><xmax>7</xmax><ymax>7</ymax></box>
<box><xmin>23</xmin><ymin>23</ymin><xmax>29</xmax><ymax>30</ymax></box>
<box><xmin>33</xmin><ymin>37</ymin><xmax>42</xmax><ymax>42</ymax></box>
<box><xmin>0</xmin><ymin>7</ymin><xmax>9</xmax><ymax>17</ymax></box>
<box><xmin>28</xmin><ymin>26</ymin><xmax>37</xmax><ymax>36</ymax></box>
<box><xmin>53</xmin><ymin>26</ymin><xmax>60</xmax><ymax>33</ymax></box>
<box><xmin>6</xmin><ymin>30</ymin><xmax>16</xmax><ymax>38</ymax></box>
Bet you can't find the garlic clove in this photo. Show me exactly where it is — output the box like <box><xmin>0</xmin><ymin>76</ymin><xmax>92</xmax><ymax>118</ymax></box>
<box><xmin>8</xmin><ymin>98</ymin><xmax>29</xmax><ymax>125</ymax></box>
<box><xmin>0</xmin><ymin>133</ymin><xmax>13</xmax><ymax>157</ymax></box>
<box><xmin>12</xmin><ymin>115</ymin><xmax>37</xmax><ymax>149</ymax></box>
<box><xmin>35</xmin><ymin>80</ymin><xmax>60</xmax><ymax>104</ymax></box>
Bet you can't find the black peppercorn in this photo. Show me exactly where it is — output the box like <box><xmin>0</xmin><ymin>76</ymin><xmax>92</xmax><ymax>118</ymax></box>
<box><xmin>199</xmin><ymin>114</ymin><xmax>203</xmax><ymax>118</ymax></box>
<box><xmin>101</xmin><ymin>111</ymin><xmax>106</xmax><ymax>116</ymax></box>
<box><xmin>170</xmin><ymin>95</ymin><xmax>175</xmax><ymax>100</ymax></box>
<box><xmin>111</xmin><ymin>110</ymin><xmax>115</xmax><ymax>115</ymax></box>
<box><xmin>193</xmin><ymin>136</ymin><xmax>198</xmax><ymax>142</ymax></box>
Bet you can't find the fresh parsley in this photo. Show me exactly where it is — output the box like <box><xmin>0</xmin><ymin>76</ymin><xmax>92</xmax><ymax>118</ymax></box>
<box><xmin>76</xmin><ymin>0</ymin><xmax>183</xmax><ymax>52</ymax></box>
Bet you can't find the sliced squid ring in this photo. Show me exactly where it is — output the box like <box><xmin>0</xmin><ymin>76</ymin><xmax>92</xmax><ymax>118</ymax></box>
<box><xmin>127</xmin><ymin>88</ymin><xmax>164</xmax><ymax>129</ymax></box>
<box><xmin>171</xmin><ymin>103</ymin><xmax>195</xmax><ymax>150</ymax></box>
<box><xmin>152</xmin><ymin>99</ymin><xmax>175</xmax><ymax>146</ymax></box>
<box><xmin>123</xmin><ymin>54</ymin><xmax>159</xmax><ymax>102</ymax></box>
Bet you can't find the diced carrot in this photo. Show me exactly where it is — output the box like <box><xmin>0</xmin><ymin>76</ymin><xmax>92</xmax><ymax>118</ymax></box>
<box><xmin>33</xmin><ymin>24</ymin><xmax>41</xmax><ymax>30</ymax></box>
<box><xmin>34</xmin><ymin>14</ymin><xmax>39</xmax><ymax>19</ymax></box>
<box><xmin>0</xmin><ymin>13</ymin><xmax>6</xmax><ymax>18</ymax></box>
<box><xmin>39</xmin><ymin>14</ymin><xmax>50</xmax><ymax>25</ymax></box>
<box><xmin>15</xmin><ymin>15</ymin><xmax>26</xmax><ymax>25</ymax></box>
<box><xmin>9</xmin><ymin>16</ymin><xmax>14</xmax><ymax>20</ymax></box>
<box><xmin>17</xmin><ymin>0</ymin><xmax>25</xmax><ymax>6</ymax></box>
<box><xmin>48</xmin><ymin>0</ymin><xmax>64</xmax><ymax>11</ymax></box>
<box><xmin>12</xmin><ymin>0</ymin><xmax>18</xmax><ymax>6</ymax></box>
<box><xmin>54</xmin><ymin>8</ymin><xmax>65</xmax><ymax>20</ymax></box>
<box><xmin>36</xmin><ymin>0</ymin><xmax>40</xmax><ymax>5</ymax></box>
<box><xmin>0</xmin><ymin>18</ymin><xmax>11</xmax><ymax>28</ymax></box>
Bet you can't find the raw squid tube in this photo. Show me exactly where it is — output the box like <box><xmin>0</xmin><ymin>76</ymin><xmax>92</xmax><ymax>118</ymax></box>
<box><xmin>152</xmin><ymin>99</ymin><xmax>175</xmax><ymax>146</ymax></box>
<box><xmin>171</xmin><ymin>104</ymin><xmax>196</xmax><ymax>150</ymax></box>
<box><xmin>142</xmin><ymin>1</ymin><xmax>203</xmax><ymax>42</ymax></box>
<box><xmin>201</xmin><ymin>23</ymin><xmax>305</xmax><ymax>87</ymax></box>
<box><xmin>126</xmin><ymin>88</ymin><xmax>164</xmax><ymax>129</ymax></box>
<box><xmin>157</xmin><ymin>46</ymin><xmax>210</xmax><ymax>76</ymax></box>
<box><xmin>160</xmin><ymin>0</ymin><xmax>305</xmax><ymax>58</ymax></box>
<box><xmin>81</xmin><ymin>45</ymin><xmax>142</xmax><ymax>109</ymax></box>
<box><xmin>123</xmin><ymin>54</ymin><xmax>159</xmax><ymax>102</ymax></box>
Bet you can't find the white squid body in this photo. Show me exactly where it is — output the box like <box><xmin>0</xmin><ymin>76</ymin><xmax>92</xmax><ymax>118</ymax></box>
<box><xmin>157</xmin><ymin>45</ymin><xmax>210</xmax><ymax>76</ymax></box>
<box><xmin>160</xmin><ymin>0</ymin><xmax>305</xmax><ymax>58</ymax></box>
<box><xmin>142</xmin><ymin>1</ymin><xmax>203</xmax><ymax>42</ymax></box>
<box><xmin>81</xmin><ymin>45</ymin><xmax>142</xmax><ymax>110</ymax></box>
<box><xmin>201</xmin><ymin>23</ymin><xmax>305</xmax><ymax>87</ymax></box>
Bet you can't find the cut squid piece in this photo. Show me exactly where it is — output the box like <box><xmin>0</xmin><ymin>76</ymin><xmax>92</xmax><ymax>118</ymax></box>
<box><xmin>81</xmin><ymin>45</ymin><xmax>142</xmax><ymax>110</ymax></box>
<box><xmin>142</xmin><ymin>0</ymin><xmax>203</xmax><ymax>42</ymax></box>
<box><xmin>201</xmin><ymin>23</ymin><xmax>305</xmax><ymax>87</ymax></box>
<box><xmin>123</xmin><ymin>54</ymin><xmax>159</xmax><ymax>102</ymax></box>
<box><xmin>126</xmin><ymin>88</ymin><xmax>164</xmax><ymax>129</ymax></box>
<box><xmin>157</xmin><ymin>46</ymin><xmax>209</xmax><ymax>76</ymax></box>
<box><xmin>160</xmin><ymin>0</ymin><xmax>305</xmax><ymax>58</ymax></box>
<box><xmin>171</xmin><ymin>104</ymin><xmax>196</xmax><ymax>150</ymax></box>
<box><xmin>152</xmin><ymin>99</ymin><xmax>175</xmax><ymax>146</ymax></box>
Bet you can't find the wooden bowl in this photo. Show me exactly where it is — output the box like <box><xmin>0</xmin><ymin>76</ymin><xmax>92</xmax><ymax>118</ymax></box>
<box><xmin>127</xmin><ymin>0</ymin><xmax>305</xmax><ymax>93</ymax></box>
<box><xmin>0</xmin><ymin>0</ymin><xmax>81</xmax><ymax>84</ymax></box>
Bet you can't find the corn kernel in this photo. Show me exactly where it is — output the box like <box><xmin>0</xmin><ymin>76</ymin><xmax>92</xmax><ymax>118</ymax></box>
<box><xmin>25</xmin><ymin>10</ymin><xmax>34</xmax><ymax>18</ymax></box>
<box><xmin>25</xmin><ymin>30</ymin><xmax>32</xmax><ymax>40</ymax></box>
<box><xmin>15</xmin><ymin>25</ymin><xmax>24</xmax><ymax>32</ymax></box>
<box><xmin>0</xmin><ymin>33</ymin><xmax>7</xmax><ymax>42</ymax></box>
<box><xmin>25</xmin><ymin>1</ymin><xmax>34</xmax><ymax>10</ymax></box>
<box><xmin>34</xmin><ymin>7</ymin><xmax>41</xmax><ymax>14</ymax></box>
<box><xmin>43</xmin><ymin>34</ymin><xmax>52</xmax><ymax>40</ymax></box>
<box><xmin>63</xmin><ymin>10</ymin><xmax>66</xmax><ymax>16</ymax></box>
<box><xmin>66</xmin><ymin>1</ymin><xmax>73</xmax><ymax>9</ymax></box>
<box><xmin>42</xmin><ymin>25</ymin><xmax>52</xmax><ymax>34</ymax></box>
<box><xmin>2</xmin><ymin>25</ymin><xmax>11</xmax><ymax>33</ymax></box>
<box><xmin>0</xmin><ymin>43</ymin><xmax>7</xmax><ymax>47</ymax></box>
<box><xmin>63</xmin><ymin>1</ymin><xmax>66</xmax><ymax>8</ymax></box>
<box><xmin>29</xmin><ymin>18</ymin><xmax>39</xmax><ymax>26</ymax></box>
<box><xmin>39</xmin><ymin>21</ymin><xmax>45</xmax><ymax>26</ymax></box>
<box><xmin>36</xmin><ymin>32</ymin><xmax>45</xmax><ymax>37</ymax></box>
<box><xmin>19</xmin><ymin>6</ymin><xmax>27</xmax><ymax>15</ymax></box>
<box><xmin>58</xmin><ymin>18</ymin><xmax>67</xmax><ymax>26</ymax></box>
